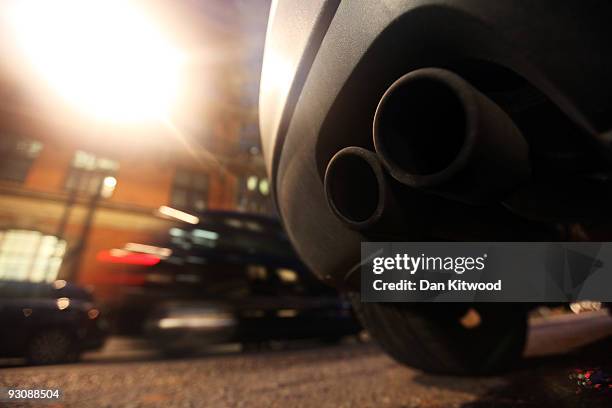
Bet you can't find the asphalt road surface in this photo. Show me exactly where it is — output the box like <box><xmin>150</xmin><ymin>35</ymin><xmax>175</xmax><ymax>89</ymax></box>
<box><xmin>2</xmin><ymin>312</ymin><xmax>612</xmax><ymax>407</ymax></box>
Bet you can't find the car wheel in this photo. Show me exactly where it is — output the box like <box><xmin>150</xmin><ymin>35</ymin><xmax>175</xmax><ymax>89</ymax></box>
<box><xmin>27</xmin><ymin>329</ymin><xmax>76</xmax><ymax>365</ymax></box>
<box><xmin>350</xmin><ymin>295</ymin><xmax>527</xmax><ymax>375</ymax></box>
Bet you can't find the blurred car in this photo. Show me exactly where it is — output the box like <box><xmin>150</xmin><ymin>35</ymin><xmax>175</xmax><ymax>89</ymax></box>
<box><xmin>0</xmin><ymin>280</ymin><xmax>108</xmax><ymax>364</ymax></box>
<box><xmin>96</xmin><ymin>211</ymin><xmax>360</xmax><ymax>352</ymax></box>
<box><xmin>144</xmin><ymin>289</ymin><xmax>357</xmax><ymax>355</ymax></box>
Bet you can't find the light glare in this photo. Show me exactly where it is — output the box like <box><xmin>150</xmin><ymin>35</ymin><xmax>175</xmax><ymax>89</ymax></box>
<box><xmin>56</xmin><ymin>297</ymin><xmax>70</xmax><ymax>310</ymax></box>
<box><xmin>5</xmin><ymin>0</ymin><xmax>185</xmax><ymax>123</ymax></box>
<box><xmin>158</xmin><ymin>314</ymin><xmax>235</xmax><ymax>329</ymax></box>
<box><xmin>124</xmin><ymin>242</ymin><xmax>172</xmax><ymax>258</ymax></box>
<box><xmin>158</xmin><ymin>206</ymin><xmax>199</xmax><ymax>224</ymax></box>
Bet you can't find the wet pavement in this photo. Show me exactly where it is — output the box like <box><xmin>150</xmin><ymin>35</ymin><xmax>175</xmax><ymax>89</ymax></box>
<box><xmin>2</xmin><ymin>311</ymin><xmax>612</xmax><ymax>407</ymax></box>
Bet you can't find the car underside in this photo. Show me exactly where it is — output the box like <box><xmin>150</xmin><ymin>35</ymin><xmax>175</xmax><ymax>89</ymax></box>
<box><xmin>259</xmin><ymin>0</ymin><xmax>612</xmax><ymax>374</ymax></box>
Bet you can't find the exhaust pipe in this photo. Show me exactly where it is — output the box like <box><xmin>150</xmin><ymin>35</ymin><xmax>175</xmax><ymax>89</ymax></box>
<box><xmin>373</xmin><ymin>67</ymin><xmax>530</xmax><ymax>204</ymax></box>
<box><xmin>324</xmin><ymin>146</ymin><xmax>420</xmax><ymax>232</ymax></box>
<box><xmin>324</xmin><ymin>146</ymin><xmax>548</xmax><ymax>240</ymax></box>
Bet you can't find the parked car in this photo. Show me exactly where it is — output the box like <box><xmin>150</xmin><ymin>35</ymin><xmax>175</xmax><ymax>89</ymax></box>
<box><xmin>0</xmin><ymin>280</ymin><xmax>108</xmax><ymax>364</ymax></box>
<box><xmin>259</xmin><ymin>1</ymin><xmax>612</xmax><ymax>374</ymax></box>
<box><xmin>96</xmin><ymin>211</ymin><xmax>360</xmax><ymax>352</ymax></box>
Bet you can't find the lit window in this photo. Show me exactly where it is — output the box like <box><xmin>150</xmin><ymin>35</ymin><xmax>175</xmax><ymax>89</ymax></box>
<box><xmin>65</xmin><ymin>150</ymin><xmax>119</xmax><ymax>197</ymax></box>
<box><xmin>236</xmin><ymin>175</ymin><xmax>274</xmax><ymax>215</ymax></box>
<box><xmin>246</xmin><ymin>176</ymin><xmax>258</xmax><ymax>191</ymax></box>
<box><xmin>0</xmin><ymin>230</ymin><xmax>66</xmax><ymax>282</ymax></box>
<box><xmin>258</xmin><ymin>179</ymin><xmax>270</xmax><ymax>196</ymax></box>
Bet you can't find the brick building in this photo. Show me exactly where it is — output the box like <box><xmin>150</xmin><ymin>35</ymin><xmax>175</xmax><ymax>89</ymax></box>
<box><xmin>0</xmin><ymin>0</ymin><xmax>272</xmax><ymax>296</ymax></box>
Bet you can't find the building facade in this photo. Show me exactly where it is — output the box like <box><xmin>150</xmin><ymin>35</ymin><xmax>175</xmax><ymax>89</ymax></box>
<box><xmin>0</xmin><ymin>0</ymin><xmax>273</xmax><ymax>297</ymax></box>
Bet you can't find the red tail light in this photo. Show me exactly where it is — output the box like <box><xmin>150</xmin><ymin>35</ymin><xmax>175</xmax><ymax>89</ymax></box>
<box><xmin>96</xmin><ymin>249</ymin><xmax>161</xmax><ymax>266</ymax></box>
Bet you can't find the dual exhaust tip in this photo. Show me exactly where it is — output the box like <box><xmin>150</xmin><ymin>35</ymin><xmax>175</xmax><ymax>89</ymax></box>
<box><xmin>325</xmin><ymin>68</ymin><xmax>530</xmax><ymax>230</ymax></box>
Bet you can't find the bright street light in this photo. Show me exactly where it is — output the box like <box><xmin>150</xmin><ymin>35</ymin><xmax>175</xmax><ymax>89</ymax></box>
<box><xmin>4</xmin><ymin>0</ymin><xmax>185</xmax><ymax>123</ymax></box>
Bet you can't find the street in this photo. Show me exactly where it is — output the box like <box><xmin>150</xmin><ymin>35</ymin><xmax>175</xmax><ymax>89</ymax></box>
<box><xmin>2</xmin><ymin>311</ymin><xmax>612</xmax><ymax>407</ymax></box>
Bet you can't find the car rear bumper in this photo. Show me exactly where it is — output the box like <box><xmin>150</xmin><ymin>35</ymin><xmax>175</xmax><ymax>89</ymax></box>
<box><xmin>261</xmin><ymin>0</ymin><xmax>612</xmax><ymax>287</ymax></box>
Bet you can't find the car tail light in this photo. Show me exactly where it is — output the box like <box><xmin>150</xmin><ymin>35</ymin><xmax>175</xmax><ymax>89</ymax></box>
<box><xmin>96</xmin><ymin>249</ymin><xmax>161</xmax><ymax>266</ymax></box>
